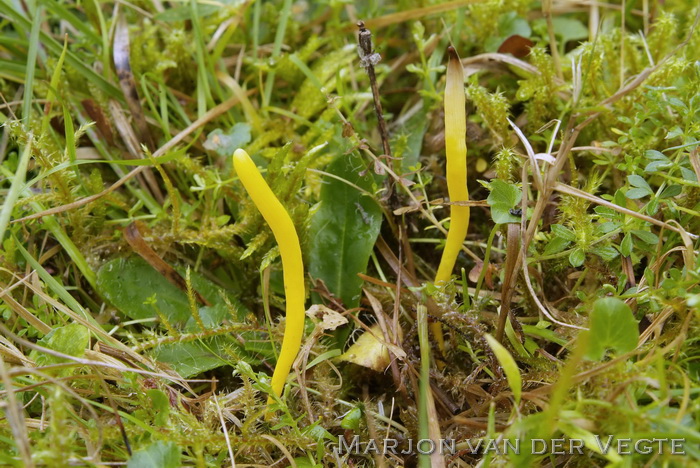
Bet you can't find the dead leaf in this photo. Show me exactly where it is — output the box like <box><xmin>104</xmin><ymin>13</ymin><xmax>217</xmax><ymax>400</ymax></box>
<box><xmin>337</xmin><ymin>324</ymin><xmax>390</xmax><ymax>371</ymax></box>
<box><xmin>306</xmin><ymin>305</ymin><xmax>348</xmax><ymax>331</ymax></box>
<box><xmin>497</xmin><ymin>35</ymin><xmax>534</xmax><ymax>58</ymax></box>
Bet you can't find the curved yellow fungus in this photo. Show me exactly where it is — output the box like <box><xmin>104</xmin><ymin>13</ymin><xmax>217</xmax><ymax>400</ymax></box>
<box><xmin>432</xmin><ymin>46</ymin><xmax>469</xmax><ymax>352</ymax></box>
<box><xmin>232</xmin><ymin>149</ymin><xmax>305</xmax><ymax>405</ymax></box>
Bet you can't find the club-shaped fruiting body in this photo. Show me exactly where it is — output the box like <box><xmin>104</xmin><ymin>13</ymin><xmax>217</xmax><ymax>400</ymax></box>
<box><xmin>433</xmin><ymin>46</ymin><xmax>469</xmax><ymax>352</ymax></box>
<box><xmin>233</xmin><ymin>149</ymin><xmax>305</xmax><ymax>406</ymax></box>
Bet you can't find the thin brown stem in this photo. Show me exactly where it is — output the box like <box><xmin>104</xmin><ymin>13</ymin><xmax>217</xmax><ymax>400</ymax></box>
<box><xmin>357</xmin><ymin>21</ymin><xmax>392</xmax><ymax>158</ymax></box>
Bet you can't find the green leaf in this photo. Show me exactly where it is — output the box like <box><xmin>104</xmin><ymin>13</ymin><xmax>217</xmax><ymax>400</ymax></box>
<box><xmin>302</xmin><ymin>421</ymin><xmax>336</xmax><ymax>441</ymax></box>
<box><xmin>484</xmin><ymin>334</ymin><xmax>521</xmax><ymax>405</ymax></box>
<box><xmin>96</xmin><ymin>257</ymin><xmax>237</xmax><ymax>325</ymax></box>
<box><xmin>645</xmin><ymin>149</ymin><xmax>668</xmax><ymax>160</ymax></box>
<box><xmin>550</xmin><ymin>224</ymin><xmax>576</xmax><ymax>242</ymax></box>
<box><xmin>153</xmin><ymin>336</ymin><xmax>234</xmax><ymax>378</ymax></box>
<box><xmin>620</xmin><ymin>233</ymin><xmax>633</xmax><ymax>257</ymax></box>
<box><xmin>568</xmin><ymin>247</ymin><xmax>585</xmax><ymax>267</ymax></box>
<box><xmin>680</xmin><ymin>167</ymin><xmax>698</xmax><ymax>182</ymax></box>
<box><xmin>341</xmin><ymin>406</ymin><xmax>362</xmax><ymax>430</ymax></box>
<box><xmin>627</xmin><ymin>175</ymin><xmax>652</xmax><ymax>191</ymax></box>
<box><xmin>487</xmin><ymin>179</ymin><xmax>522</xmax><ymax>224</ymax></box>
<box><xmin>625</xmin><ymin>187</ymin><xmax>652</xmax><ymax>199</ymax></box>
<box><xmin>484</xmin><ymin>12</ymin><xmax>531</xmax><ymax>52</ymax></box>
<box><xmin>585</xmin><ymin>298</ymin><xmax>639</xmax><ymax>361</ymax></box>
<box><xmin>499</xmin><ymin>12</ymin><xmax>531</xmax><ymax>37</ymax></box>
<box><xmin>203</xmin><ymin>123</ymin><xmax>252</xmax><ymax>158</ymax></box>
<box><xmin>543</xmin><ymin>236</ymin><xmax>570</xmax><ymax>256</ymax></box>
<box><xmin>521</xmin><ymin>324</ymin><xmax>567</xmax><ymax>346</ymax></box>
<box><xmin>552</xmin><ymin>17</ymin><xmax>589</xmax><ymax>44</ymax></box>
<box><xmin>128</xmin><ymin>441</ymin><xmax>181</xmax><ymax>468</ymax></box>
<box><xmin>665</xmin><ymin>126</ymin><xmax>683</xmax><ymax>140</ymax></box>
<box><xmin>591</xmin><ymin>245</ymin><xmax>619</xmax><ymax>261</ymax></box>
<box><xmin>292</xmin><ymin>458</ymin><xmax>323</xmax><ymax>468</ymax></box>
<box><xmin>659</xmin><ymin>185</ymin><xmax>682</xmax><ymax>199</ymax></box>
<box><xmin>391</xmin><ymin>103</ymin><xmax>429</xmax><ymax>176</ymax></box>
<box><xmin>631</xmin><ymin>230</ymin><xmax>658</xmax><ymax>245</ymax></box>
<box><xmin>33</xmin><ymin>323</ymin><xmax>89</xmax><ymax>368</ymax></box>
<box><xmin>308</xmin><ymin>153</ymin><xmax>382</xmax><ymax>308</ymax></box>
<box><xmin>644</xmin><ymin>160</ymin><xmax>672</xmax><ymax>172</ymax></box>
<box><xmin>147</xmin><ymin>389</ymin><xmax>170</xmax><ymax>427</ymax></box>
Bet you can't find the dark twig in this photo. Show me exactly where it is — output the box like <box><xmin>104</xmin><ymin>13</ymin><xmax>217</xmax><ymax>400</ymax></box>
<box><xmin>357</xmin><ymin>21</ymin><xmax>392</xmax><ymax>158</ymax></box>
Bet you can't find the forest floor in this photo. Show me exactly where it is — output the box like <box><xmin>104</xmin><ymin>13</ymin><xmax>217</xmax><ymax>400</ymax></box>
<box><xmin>1</xmin><ymin>0</ymin><xmax>699</xmax><ymax>466</ymax></box>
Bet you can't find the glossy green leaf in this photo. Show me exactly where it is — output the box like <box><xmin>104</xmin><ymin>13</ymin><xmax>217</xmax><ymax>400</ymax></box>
<box><xmin>592</xmin><ymin>245</ymin><xmax>619</xmax><ymax>261</ymax></box>
<box><xmin>620</xmin><ymin>233</ymin><xmax>633</xmax><ymax>257</ymax></box>
<box><xmin>487</xmin><ymin>179</ymin><xmax>522</xmax><ymax>224</ymax></box>
<box><xmin>341</xmin><ymin>406</ymin><xmax>363</xmax><ymax>430</ymax></box>
<box><xmin>485</xmin><ymin>12</ymin><xmax>531</xmax><ymax>52</ymax></box>
<box><xmin>586</xmin><ymin>297</ymin><xmax>639</xmax><ymax>361</ymax></box>
<box><xmin>659</xmin><ymin>185</ymin><xmax>682</xmax><ymax>199</ymax></box>
<box><xmin>308</xmin><ymin>153</ymin><xmax>382</xmax><ymax>308</ymax></box>
<box><xmin>33</xmin><ymin>323</ymin><xmax>89</xmax><ymax>368</ymax></box>
<box><xmin>543</xmin><ymin>236</ymin><xmax>570</xmax><ymax>256</ymax></box>
<box><xmin>569</xmin><ymin>247</ymin><xmax>585</xmax><ymax>267</ymax></box>
<box><xmin>147</xmin><ymin>389</ymin><xmax>170</xmax><ymax>427</ymax></box>
<box><xmin>628</xmin><ymin>174</ymin><xmax>652</xmax><ymax>191</ymax></box>
<box><xmin>632</xmin><ymin>229</ymin><xmax>659</xmax><ymax>245</ymax></box>
<box><xmin>552</xmin><ymin>17</ymin><xmax>588</xmax><ymax>44</ymax></box>
<box><xmin>550</xmin><ymin>224</ymin><xmax>576</xmax><ymax>242</ymax></box>
<box><xmin>96</xmin><ymin>257</ymin><xmax>238</xmax><ymax>325</ymax></box>
<box><xmin>625</xmin><ymin>187</ymin><xmax>651</xmax><ymax>199</ymax></box>
<box><xmin>128</xmin><ymin>441</ymin><xmax>180</xmax><ymax>468</ymax></box>
<box><xmin>153</xmin><ymin>337</ymin><xmax>233</xmax><ymax>378</ymax></box>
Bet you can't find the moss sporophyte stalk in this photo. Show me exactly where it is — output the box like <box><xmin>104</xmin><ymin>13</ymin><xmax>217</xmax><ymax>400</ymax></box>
<box><xmin>232</xmin><ymin>149</ymin><xmax>305</xmax><ymax>407</ymax></box>
<box><xmin>432</xmin><ymin>46</ymin><xmax>469</xmax><ymax>353</ymax></box>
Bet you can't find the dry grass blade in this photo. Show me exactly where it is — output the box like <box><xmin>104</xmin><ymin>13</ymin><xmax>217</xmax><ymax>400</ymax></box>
<box><xmin>460</xmin><ymin>53</ymin><xmax>568</xmax><ymax>88</ymax></box>
<box><xmin>666</xmin><ymin>220</ymin><xmax>696</xmax><ymax>273</ymax></box>
<box><xmin>113</xmin><ymin>15</ymin><xmax>163</xmax><ymax>202</ymax></box>
<box><xmin>1</xmin><ymin>358</ymin><xmax>40</xmax><ymax>467</ymax></box>
<box><xmin>0</xmin><ymin>322</ymin><xmax>197</xmax><ymax>385</ymax></box>
<box><xmin>108</xmin><ymin>99</ymin><xmax>164</xmax><ymax>201</ymax></box>
<box><xmin>0</xmin><ymin>335</ymin><xmax>33</xmax><ymax>366</ymax></box>
<box><xmin>508</xmin><ymin>118</ymin><xmax>543</xmax><ymax>191</ymax></box>
<box><xmin>113</xmin><ymin>14</ymin><xmax>155</xmax><ymax>152</ymax></box>
<box><xmin>0</xmin><ymin>277</ymin><xmax>52</xmax><ymax>334</ymax></box>
<box><xmin>13</xmin><ymin>94</ymin><xmax>244</xmax><ymax>223</ymax></box>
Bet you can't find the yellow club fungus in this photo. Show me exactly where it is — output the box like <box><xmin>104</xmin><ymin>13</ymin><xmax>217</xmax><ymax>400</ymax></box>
<box><xmin>232</xmin><ymin>149</ymin><xmax>305</xmax><ymax>406</ymax></box>
<box><xmin>432</xmin><ymin>46</ymin><xmax>469</xmax><ymax>352</ymax></box>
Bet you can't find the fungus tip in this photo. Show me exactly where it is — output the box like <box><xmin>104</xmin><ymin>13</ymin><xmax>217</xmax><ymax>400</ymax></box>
<box><xmin>447</xmin><ymin>45</ymin><xmax>460</xmax><ymax>63</ymax></box>
<box><xmin>233</xmin><ymin>148</ymin><xmax>248</xmax><ymax>162</ymax></box>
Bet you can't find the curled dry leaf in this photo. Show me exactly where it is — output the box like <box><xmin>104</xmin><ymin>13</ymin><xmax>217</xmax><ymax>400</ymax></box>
<box><xmin>497</xmin><ymin>34</ymin><xmax>534</xmax><ymax>58</ymax></box>
<box><xmin>337</xmin><ymin>323</ymin><xmax>406</xmax><ymax>371</ymax></box>
<box><xmin>306</xmin><ymin>304</ymin><xmax>348</xmax><ymax>331</ymax></box>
